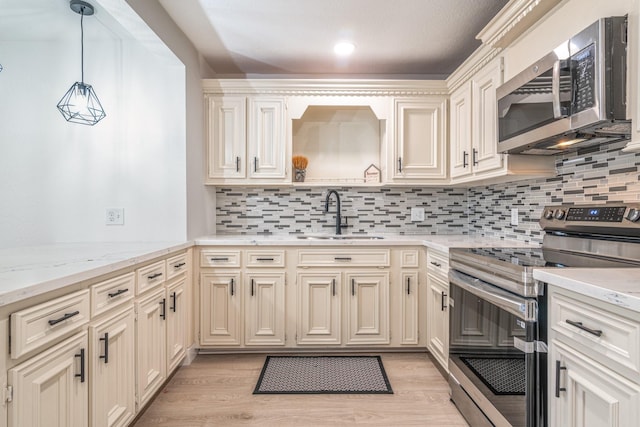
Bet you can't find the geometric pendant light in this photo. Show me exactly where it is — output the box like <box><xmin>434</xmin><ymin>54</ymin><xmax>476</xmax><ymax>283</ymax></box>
<box><xmin>57</xmin><ymin>0</ymin><xmax>106</xmax><ymax>126</ymax></box>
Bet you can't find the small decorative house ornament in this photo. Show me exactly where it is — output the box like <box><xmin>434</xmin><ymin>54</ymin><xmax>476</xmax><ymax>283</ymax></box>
<box><xmin>364</xmin><ymin>164</ymin><xmax>381</xmax><ymax>183</ymax></box>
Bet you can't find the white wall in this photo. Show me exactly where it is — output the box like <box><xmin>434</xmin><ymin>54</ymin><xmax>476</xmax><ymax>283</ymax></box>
<box><xmin>0</xmin><ymin>15</ymin><xmax>188</xmax><ymax>248</ymax></box>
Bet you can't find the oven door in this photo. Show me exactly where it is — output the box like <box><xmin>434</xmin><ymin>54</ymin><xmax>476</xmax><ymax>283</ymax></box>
<box><xmin>448</xmin><ymin>270</ymin><xmax>543</xmax><ymax>427</ymax></box>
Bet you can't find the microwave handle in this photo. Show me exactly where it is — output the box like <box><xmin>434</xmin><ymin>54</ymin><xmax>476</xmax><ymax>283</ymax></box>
<box><xmin>552</xmin><ymin>60</ymin><xmax>563</xmax><ymax>119</ymax></box>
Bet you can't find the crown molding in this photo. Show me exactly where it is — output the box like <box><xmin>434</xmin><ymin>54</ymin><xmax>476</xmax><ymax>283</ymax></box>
<box><xmin>202</xmin><ymin>79</ymin><xmax>449</xmax><ymax>97</ymax></box>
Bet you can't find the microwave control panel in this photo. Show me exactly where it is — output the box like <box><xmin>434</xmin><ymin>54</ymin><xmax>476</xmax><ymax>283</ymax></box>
<box><xmin>572</xmin><ymin>44</ymin><xmax>596</xmax><ymax>114</ymax></box>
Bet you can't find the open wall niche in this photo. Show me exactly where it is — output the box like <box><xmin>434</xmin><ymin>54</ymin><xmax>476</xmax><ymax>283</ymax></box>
<box><xmin>292</xmin><ymin>106</ymin><xmax>385</xmax><ymax>185</ymax></box>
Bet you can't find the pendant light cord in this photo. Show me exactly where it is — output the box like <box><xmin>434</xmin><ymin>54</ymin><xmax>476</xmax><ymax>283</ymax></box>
<box><xmin>80</xmin><ymin>9</ymin><xmax>85</xmax><ymax>84</ymax></box>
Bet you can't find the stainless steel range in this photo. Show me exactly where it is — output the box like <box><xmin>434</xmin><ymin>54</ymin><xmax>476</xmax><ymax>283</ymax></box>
<box><xmin>447</xmin><ymin>203</ymin><xmax>640</xmax><ymax>427</ymax></box>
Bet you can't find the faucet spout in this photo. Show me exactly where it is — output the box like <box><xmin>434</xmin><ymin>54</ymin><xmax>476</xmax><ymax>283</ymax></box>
<box><xmin>324</xmin><ymin>190</ymin><xmax>342</xmax><ymax>235</ymax></box>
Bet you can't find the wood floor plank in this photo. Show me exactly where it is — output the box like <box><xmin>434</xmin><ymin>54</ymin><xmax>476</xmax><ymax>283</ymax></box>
<box><xmin>133</xmin><ymin>352</ymin><xmax>468</xmax><ymax>427</ymax></box>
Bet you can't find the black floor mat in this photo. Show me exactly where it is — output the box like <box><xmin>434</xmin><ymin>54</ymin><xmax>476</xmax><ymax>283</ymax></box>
<box><xmin>253</xmin><ymin>355</ymin><xmax>393</xmax><ymax>394</ymax></box>
<box><xmin>460</xmin><ymin>356</ymin><xmax>526</xmax><ymax>395</ymax></box>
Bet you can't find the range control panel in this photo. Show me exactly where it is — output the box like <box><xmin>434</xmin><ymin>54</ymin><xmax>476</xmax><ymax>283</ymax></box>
<box><xmin>540</xmin><ymin>204</ymin><xmax>640</xmax><ymax>235</ymax></box>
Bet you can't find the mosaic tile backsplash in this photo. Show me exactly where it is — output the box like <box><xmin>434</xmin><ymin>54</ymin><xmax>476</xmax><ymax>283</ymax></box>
<box><xmin>216</xmin><ymin>141</ymin><xmax>640</xmax><ymax>244</ymax></box>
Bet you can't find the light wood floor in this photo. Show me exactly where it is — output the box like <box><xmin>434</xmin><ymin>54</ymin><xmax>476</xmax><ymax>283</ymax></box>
<box><xmin>133</xmin><ymin>352</ymin><xmax>468</xmax><ymax>426</ymax></box>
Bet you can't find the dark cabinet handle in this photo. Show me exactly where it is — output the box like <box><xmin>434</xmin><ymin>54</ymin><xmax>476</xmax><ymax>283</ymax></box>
<box><xmin>472</xmin><ymin>148</ymin><xmax>478</xmax><ymax>166</ymax></box>
<box><xmin>463</xmin><ymin>151</ymin><xmax>468</xmax><ymax>168</ymax></box>
<box><xmin>407</xmin><ymin>277</ymin><xmax>411</xmax><ymax>295</ymax></box>
<box><xmin>565</xmin><ymin>319</ymin><xmax>603</xmax><ymax>337</ymax></box>
<box><xmin>254</xmin><ymin>157</ymin><xmax>258</xmax><ymax>172</ymax></box>
<box><xmin>99</xmin><ymin>332</ymin><xmax>109</xmax><ymax>364</ymax></box>
<box><xmin>160</xmin><ymin>298</ymin><xmax>166</xmax><ymax>320</ymax></box>
<box><xmin>441</xmin><ymin>292</ymin><xmax>447</xmax><ymax>311</ymax></box>
<box><xmin>398</xmin><ymin>157</ymin><xmax>403</xmax><ymax>173</ymax></box>
<box><xmin>230</xmin><ymin>278</ymin><xmax>235</xmax><ymax>296</ymax></box>
<box><xmin>75</xmin><ymin>348</ymin><xmax>86</xmax><ymax>383</ymax></box>
<box><xmin>108</xmin><ymin>288</ymin><xmax>128</xmax><ymax>298</ymax></box>
<box><xmin>334</xmin><ymin>257</ymin><xmax>352</xmax><ymax>261</ymax></box>
<box><xmin>147</xmin><ymin>272</ymin><xmax>163</xmax><ymax>280</ymax></box>
<box><xmin>173</xmin><ymin>262</ymin><xmax>186</xmax><ymax>269</ymax></box>
<box><xmin>332</xmin><ymin>278</ymin><xmax>336</xmax><ymax>296</ymax></box>
<box><xmin>251</xmin><ymin>279</ymin><xmax>255</xmax><ymax>297</ymax></box>
<box><xmin>555</xmin><ymin>360</ymin><xmax>567</xmax><ymax>397</ymax></box>
<box><xmin>351</xmin><ymin>279</ymin><xmax>355</xmax><ymax>296</ymax></box>
<box><xmin>211</xmin><ymin>257</ymin><xmax>229</xmax><ymax>262</ymax></box>
<box><xmin>236</xmin><ymin>156</ymin><xmax>240</xmax><ymax>172</ymax></box>
<box><xmin>256</xmin><ymin>258</ymin><xmax>275</xmax><ymax>262</ymax></box>
<box><xmin>48</xmin><ymin>310</ymin><xmax>80</xmax><ymax>326</ymax></box>
<box><xmin>430</xmin><ymin>261</ymin><xmax>442</xmax><ymax>268</ymax></box>
<box><xmin>170</xmin><ymin>292</ymin><xmax>177</xmax><ymax>312</ymax></box>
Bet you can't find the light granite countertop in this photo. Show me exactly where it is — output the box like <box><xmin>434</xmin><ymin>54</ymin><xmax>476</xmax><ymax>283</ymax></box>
<box><xmin>0</xmin><ymin>234</ymin><xmax>533</xmax><ymax>308</ymax></box>
<box><xmin>534</xmin><ymin>268</ymin><xmax>640</xmax><ymax>313</ymax></box>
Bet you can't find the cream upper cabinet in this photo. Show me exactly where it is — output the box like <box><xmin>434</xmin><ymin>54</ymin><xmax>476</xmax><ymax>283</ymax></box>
<box><xmin>89</xmin><ymin>307</ymin><xmax>135</xmax><ymax>427</ymax></box>
<box><xmin>391</xmin><ymin>98</ymin><xmax>448</xmax><ymax>182</ymax></box>
<box><xmin>8</xmin><ymin>332</ymin><xmax>88</xmax><ymax>427</ymax></box>
<box><xmin>244</xmin><ymin>272</ymin><xmax>286</xmax><ymax>346</ymax></box>
<box><xmin>345</xmin><ymin>272</ymin><xmax>389</xmax><ymax>345</ymax></box>
<box><xmin>450</xmin><ymin>58</ymin><xmax>504</xmax><ymax>180</ymax></box>
<box><xmin>205</xmin><ymin>94</ymin><xmax>288</xmax><ymax>184</ymax></box>
<box><xmin>297</xmin><ymin>271</ymin><xmax>341</xmax><ymax>345</ymax></box>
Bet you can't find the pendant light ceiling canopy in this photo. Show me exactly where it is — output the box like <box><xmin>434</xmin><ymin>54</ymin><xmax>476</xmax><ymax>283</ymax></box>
<box><xmin>56</xmin><ymin>0</ymin><xmax>106</xmax><ymax>126</ymax></box>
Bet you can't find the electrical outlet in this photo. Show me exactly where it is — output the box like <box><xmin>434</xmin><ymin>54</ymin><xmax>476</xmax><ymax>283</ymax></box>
<box><xmin>511</xmin><ymin>208</ymin><xmax>519</xmax><ymax>226</ymax></box>
<box><xmin>411</xmin><ymin>207</ymin><xmax>425</xmax><ymax>222</ymax></box>
<box><xmin>106</xmin><ymin>208</ymin><xmax>124</xmax><ymax>225</ymax></box>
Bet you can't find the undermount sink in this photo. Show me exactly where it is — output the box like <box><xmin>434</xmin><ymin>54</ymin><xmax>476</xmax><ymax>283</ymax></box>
<box><xmin>296</xmin><ymin>235</ymin><xmax>384</xmax><ymax>240</ymax></box>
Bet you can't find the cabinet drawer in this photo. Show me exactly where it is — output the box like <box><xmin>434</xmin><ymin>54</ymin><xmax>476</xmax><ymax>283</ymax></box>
<box><xmin>91</xmin><ymin>272</ymin><xmax>135</xmax><ymax>317</ymax></box>
<box><xmin>166</xmin><ymin>252</ymin><xmax>188</xmax><ymax>280</ymax></box>
<box><xmin>297</xmin><ymin>249</ymin><xmax>390</xmax><ymax>267</ymax></box>
<box><xmin>136</xmin><ymin>260</ymin><xmax>166</xmax><ymax>295</ymax></box>
<box><xmin>550</xmin><ymin>288</ymin><xmax>640</xmax><ymax>375</ymax></box>
<box><xmin>427</xmin><ymin>249</ymin><xmax>449</xmax><ymax>278</ymax></box>
<box><xmin>246</xmin><ymin>250</ymin><xmax>285</xmax><ymax>268</ymax></box>
<box><xmin>200</xmin><ymin>250</ymin><xmax>242</xmax><ymax>268</ymax></box>
<box><xmin>11</xmin><ymin>289</ymin><xmax>90</xmax><ymax>359</ymax></box>
<box><xmin>400</xmin><ymin>249</ymin><xmax>420</xmax><ymax>268</ymax></box>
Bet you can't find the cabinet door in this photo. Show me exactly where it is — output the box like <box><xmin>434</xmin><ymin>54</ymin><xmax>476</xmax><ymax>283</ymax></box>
<box><xmin>89</xmin><ymin>307</ymin><xmax>135</xmax><ymax>427</ymax></box>
<box><xmin>393</xmin><ymin>98</ymin><xmax>447</xmax><ymax>181</ymax></box>
<box><xmin>297</xmin><ymin>272</ymin><xmax>341</xmax><ymax>345</ymax></box>
<box><xmin>448</xmin><ymin>281</ymin><xmax>495</xmax><ymax>348</ymax></box>
<box><xmin>550</xmin><ymin>340</ymin><xmax>640</xmax><ymax>427</ymax></box>
<box><xmin>135</xmin><ymin>288</ymin><xmax>167</xmax><ymax>408</ymax></box>
<box><xmin>205</xmin><ymin>95</ymin><xmax>246</xmax><ymax>180</ymax></box>
<box><xmin>166</xmin><ymin>278</ymin><xmax>187</xmax><ymax>373</ymax></box>
<box><xmin>345</xmin><ymin>272</ymin><xmax>390</xmax><ymax>345</ymax></box>
<box><xmin>427</xmin><ymin>273</ymin><xmax>449</xmax><ymax>371</ymax></box>
<box><xmin>248</xmin><ymin>97</ymin><xmax>287</xmax><ymax>180</ymax></box>
<box><xmin>200</xmin><ymin>272</ymin><xmax>242</xmax><ymax>346</ymax></box>
<box><xmin>244</xmin><ymin>272</ymin><xmax>286</xmax><ymax>346</ymax></box>
<box><xmin>449</xmin><ymin>83</ymin><xmax>473</xmax><ymax>179</ymax></box>
<box><xmin>9</xmin><ymin>332</ymin><xmax>88</xmax><ymax>427</ymax></box>
<box><xmin>400</xmin><ymin>270</ymin><xmax>419</xmax><ymax>345</ymax></box>
<box><xmin>471</xmin><ymin>58</ymin><xmax>504</xmax><ymax>174</ymax></box>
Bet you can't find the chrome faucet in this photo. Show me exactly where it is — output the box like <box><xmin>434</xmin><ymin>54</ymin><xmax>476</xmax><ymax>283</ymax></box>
<box><xmin>324</xmin><ymin>190</ymin><xmax>343</xmax><ymax>235</ymax></box>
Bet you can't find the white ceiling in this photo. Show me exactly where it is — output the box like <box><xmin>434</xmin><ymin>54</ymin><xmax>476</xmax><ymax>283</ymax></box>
<box><xmin>159</xmin><ymin>0</ymin><xmax>509</xmax><ymax>78</ymax></box>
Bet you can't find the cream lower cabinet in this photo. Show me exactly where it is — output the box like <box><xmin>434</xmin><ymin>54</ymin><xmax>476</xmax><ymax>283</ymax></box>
<box><xmin>8</xmin><ymin>331</ymin><xmax>88</xmax><ymax>427</ymax></box>
<box><xmin>550</xmin><ymin>340</ymin><xmax>640</xmax><ymax>427</ymax></box>
<box><xmin>135</xmin><ymin>288</ymin><xmax>167</xmax><ymax>408</ymax></box>
<box><xmin>166</xmin><ymin>277</ymin><xmax>187</xmax><ymax>373</ymax></box>
<box><xmin>345</xmin><ymin>272</ymin><xmax>389</xmax><ymax>345</ymax></box>
<box><xmin>426</xmin><ymin>248</ymin><xmax>450</xmax><ymax>371</ymax></box>
<box><xmin>296</xmin><ymin>272</ymin><xmax>341</xmax><ymax>345</ymax></box>
<box><xmin>200</xmin><ymin>272</ymin><xmax>242</xmax><ymax>346</ymax></box>
<box><xmin>89</xmin><ymin>307</ymin><xmax>135</xmax><ymax>427</ymax></box>
<box><xmin>244</xmin><ymin>272</ymin><xmax>286</xmax><ymax>346</ymax></box>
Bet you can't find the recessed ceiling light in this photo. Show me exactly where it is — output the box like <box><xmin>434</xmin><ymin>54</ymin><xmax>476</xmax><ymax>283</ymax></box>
<box><xmin>334</xmin><ymin>41</ymin><xmax>355</xmax><ymax>57</ymax></box>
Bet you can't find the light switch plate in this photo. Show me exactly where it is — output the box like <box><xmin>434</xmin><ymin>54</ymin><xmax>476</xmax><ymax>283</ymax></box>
<box><xmin>106</xmin><ymin>208</ymin><xmax>124</xmax><ymax>225</ymax></box>
<box><xmin>511</xmin><ymin>208</ymin><xmax>519</xmax><ymax>226</ymax></box>
<box><xmin>411</xmin><ymin>207</ymin><xmax>425</xmax><ymax>222</ymax></box>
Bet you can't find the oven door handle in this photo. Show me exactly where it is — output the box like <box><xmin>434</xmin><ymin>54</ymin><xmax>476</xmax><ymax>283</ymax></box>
<box><xmin>449</xmin><ymin>270</ymin><xmax>537</xmax><ymax>321</ymax></box>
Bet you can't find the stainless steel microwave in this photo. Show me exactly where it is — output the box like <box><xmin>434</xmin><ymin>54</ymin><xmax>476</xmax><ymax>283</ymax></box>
<box><xmin>496</xmin><ymin>16</ymin><xmax>630</xmax><ymax>155</ymax></box>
